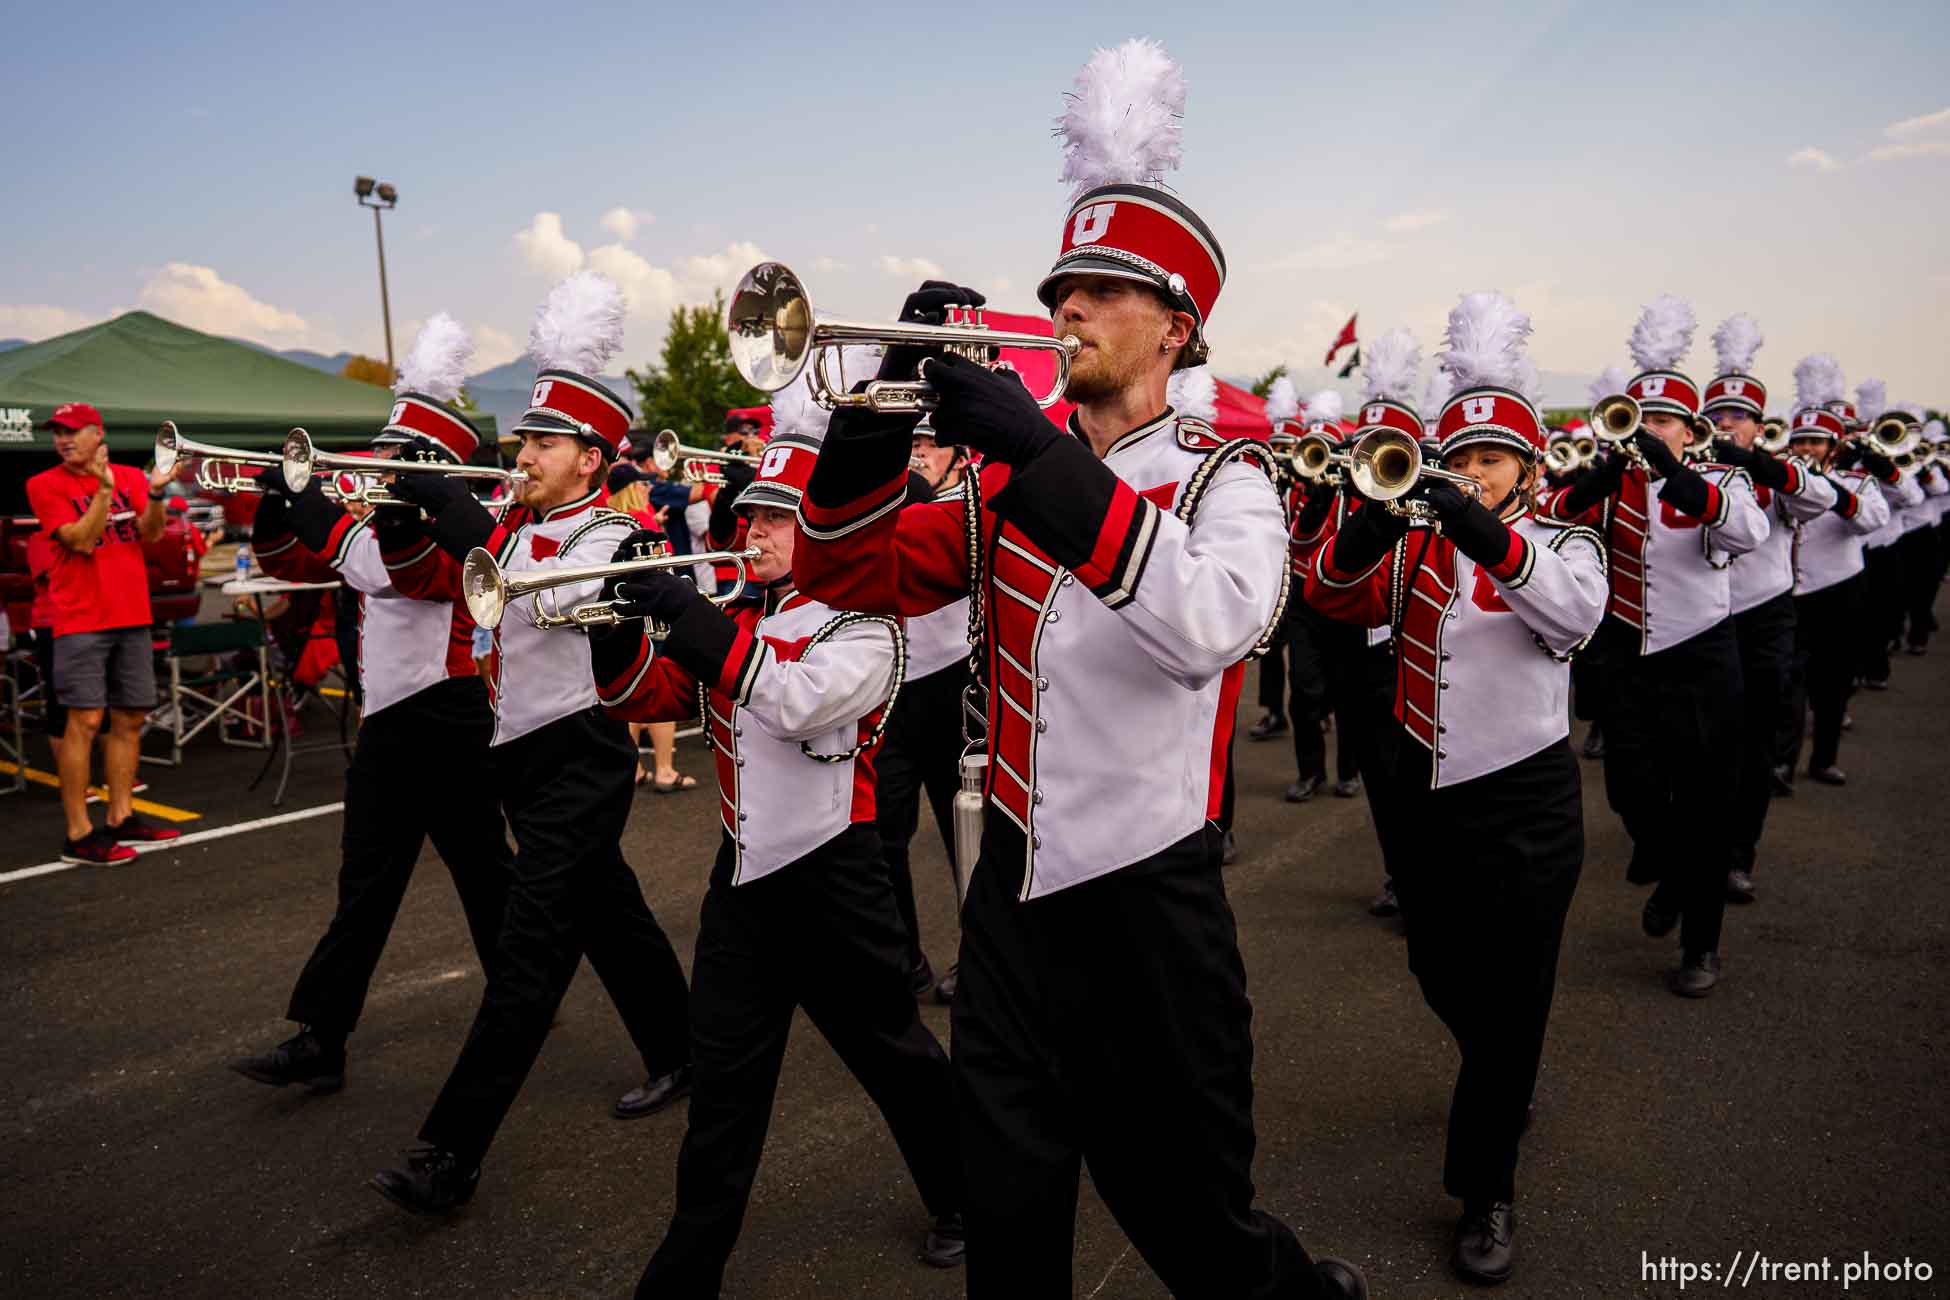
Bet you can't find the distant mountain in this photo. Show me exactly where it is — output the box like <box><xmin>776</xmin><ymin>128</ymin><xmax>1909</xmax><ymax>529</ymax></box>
<box><xmin>227</xmin><ymin>338</ymin><xmax>360</xmax><ymax>375</ymax></box>
<box><xmin>467</xmin><ymin>357</ymin><xmax>631</xmax><ymax>392</ymax></box>
<box><xmin>1219</xmin><ymin>367</ymin><xmax>1602</xmax><ymax>415</ymax></box>
<box><xmin>0</xmin><ymin>338</ymin><xmax>28</xmax><ymax>353</ymax></box>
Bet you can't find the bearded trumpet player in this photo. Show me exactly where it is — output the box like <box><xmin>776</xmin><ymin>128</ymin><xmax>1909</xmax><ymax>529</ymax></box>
<box><xmin>362</xmin><ymin>273</ymin><xmax>694</xmax><ymax>1214</ymax></box>
<box><xmin>783</xmin><ymin>40</ymin><xmax>1364</xmax><ymax>1300</ymax></box>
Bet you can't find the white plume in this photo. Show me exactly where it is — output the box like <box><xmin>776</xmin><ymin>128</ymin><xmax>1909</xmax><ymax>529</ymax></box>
<box><xmin>1305</xmin><ymin>388</ymin><xmax>1345</xmax><ymax>427</ymax></box>
<box><xmin>1263</xmin><ymin>374</ymin><xmax>1301</xmax><ymax>426</ymax></box>
<box><xmin>1896</xmin><ymin>401</ymin><xmax>1926</xmax><ymax>422</ymax></box>
<box><xmin>1056</xmin><ymin>38</ymin><xmax>1186</xmax><ymax>197</ymax></box>
<box><xmin>1439</xmin><ymin>291</ymin><xmax>1533</xmax><ymax>393</ymax></box>
<box><xmin>1360</xmin><ymin>327</ymin><xmax>1422</xmax><ymax>404</ymax></box>
<box><xmin>394</xmin><ymin>312</ymin><xmax>474</xmax><ymax>402</ymax></box>
<box><xmin>1854</xmin><ymin>378</ymin><xmax>1886</xmax><ymax>424</ymax></box>
<box><xmin>1167</xmin><ymin>364</ymin><xmax>1218</xmax><ymax>422</ymax></box>
<box><xmin>769</xmin><ymin>345</ymin><xmax>882</xmax><ymax>444</ymax></box>
<box><xmin>1627</xmin><ymin>293</ymin><xmax>1696</xmax><ymax>372</ymax></box>
<box><xmin>1792</xmin><ymin>354</ymin><xmax>1845</xmax><ymax>411</ymax></box>
<box><xmin>1422</xmin><ymin>369</ymin><xmax>1453</xmax><ymax>415</ymax></box>
<box><xmin>1512</xmin><ymin>356</ymin><xmax>1542</xmax><ymax>405</ymax></box>
<box><xmin>1711</xmin><ymin>313</ymin><xmax>1763</xmax><ymax>377</ymax></box>
<box><xmin>527</xmin><ymin>271</ymin><xmax>627</xmax><ymax>375</ymax></box>
<box><xmin>1925</xmin><ymin>419</ymin><xmax>1946</xmax><ymax>441</ymax></box>
<box><xmin>1588</xmin><ymin>365</ymin><xmax>1631</xmax><ymax>405</ymax></box>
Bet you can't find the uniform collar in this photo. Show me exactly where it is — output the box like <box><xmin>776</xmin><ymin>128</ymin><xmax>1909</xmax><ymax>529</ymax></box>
<box><xmin>537</xmin><ymin>486</ymin><xmax>603</xmax><ymax>522</ymax></box>
<box><xmin>762</xmin><ymin>580</ymin><xmax>809</xmax><ymax>617</ymax></box>
<box><xmin>1067</xmin><ymin>408</ymin><xmax>1174</xmax><ymax>460</ymax></box>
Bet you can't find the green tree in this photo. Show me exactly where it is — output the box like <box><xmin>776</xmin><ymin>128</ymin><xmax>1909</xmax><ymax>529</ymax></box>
<box><xmin>626</xmin><ymin>292</ymin><xmax>766</xmax><ymax>447</ymax></box>
<box><xmin>1250</xmin><ymin>364</ymin><xmax>1288</xmax><ymax>399</ymax></box>
<box><xmin>340</xmin><ymin>355</ymin><xmax>395</xmax><ymax>387</ymax></box>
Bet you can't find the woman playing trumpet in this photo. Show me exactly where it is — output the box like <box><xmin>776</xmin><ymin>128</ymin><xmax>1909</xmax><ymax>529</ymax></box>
<box><xmin>1306</xmin><ymin>293</ymin><xmax>1608</xmax><ymax>1287</ymax></box>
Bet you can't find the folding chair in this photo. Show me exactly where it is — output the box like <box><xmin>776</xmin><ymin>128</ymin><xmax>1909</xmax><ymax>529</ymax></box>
<box><xmin>0</xmin><ymin>647</ymin><xmax>26</xmax><ymax>795</ymax></box>
<box><xmin>146</xmin><ymin>620</ymin><xmax>272</xmax><ymax>767</ymax></box>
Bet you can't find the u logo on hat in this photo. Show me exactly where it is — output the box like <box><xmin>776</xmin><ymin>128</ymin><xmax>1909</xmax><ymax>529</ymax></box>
<box><xmin>760</xmin><ymin>446</ymin><xmax>796</xmax><ymax>479</ymax></box>
<box><xmin>1641</xmin><ymin>377</ymin><xmax>1667</xmax><ymax>398</ymax></box>
<box><xmin>532</xmin><ymin>380</ymin><xmax>553</xmax><ymax>407</ymax></box>
<box><xmin>1725</xmin><ymin>380</ymin><xmax>1745</xmax><ymax>397</ymax></box>
<box><xmin>1363</xmin><ymin>404</ymin><xmax>1383</xmax><ymax>424</ymax></box>
<box><xmin>1461</xmin><ymin>397</ymin><xmax>1496</xmax><ymax>424</ymax></box>
<box><xmin>1071</xmin><ymin>203</ymin><xmax>1116</xmax><ymax>245</ymax></box>
<box><xmin>390</xmin><ymin>401</ymin><xmax>407</xmax><ymax>425</ymax></box>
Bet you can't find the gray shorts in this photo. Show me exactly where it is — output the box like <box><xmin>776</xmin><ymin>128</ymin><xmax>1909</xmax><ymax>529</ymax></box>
<box><xmin>54</xmin><ymin>626</ymin><xmax>159</xmax><ymax>712</ymax></box>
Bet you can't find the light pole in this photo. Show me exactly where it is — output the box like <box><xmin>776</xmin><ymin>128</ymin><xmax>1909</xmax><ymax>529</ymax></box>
<box><xmin>354</xmin><ymin>176</ymin><xmax>399</xmax><ymax>375</ymax></box>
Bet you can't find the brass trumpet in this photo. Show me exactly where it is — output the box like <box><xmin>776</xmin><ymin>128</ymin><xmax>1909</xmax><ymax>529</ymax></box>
<box><xmin>649</xmin><ymin>428</ymin><xmax>761</xmax><ymax>487</ymax></box>
<box><xmin>727</xmin><ymin>261</ymin><xmax>1079</xmax><ymax>413</ymax></box>
<box><xmin>1544</xmin><ymin>439</ymin><xmax>1581</xmax><ymax>475</ymax></box>
<box><xmin>153</xmin><ymin>421</ymin><xmax>293</xmax><ymax>494</ymax></box>
<box><xmin>1292</xmin><ymin>432</ymin><xmax>1348</xmax><ymax>483</ymax></box>
<box><xmin>463</xmin><ymin>543</ymin><xmax>761</xmax><ymax>632</ymax></box>
<box><xmin>1685</xmin><ymin>415</ymin><xmax>1719</xmax><ymax>462</ymax></box>
<box><xmin>1757</xmin><ymin>417</ymin><xmax>1790</xmax><ymax>455</ymax></box>
<box><xmin>1867</xmin><ymin>415</ymin><xmax>1919</xmax><ymax>460</ymax></box>
<box><xmin>1573</xmin><ymin>433</ymin><xmax>1598</xmax><ymax>466</ymax></box>
<box><xmin>1347</xmin><ymin>427</ymin><xmax>1482</xmax><ymax>520</ymax></box>
<box><xmin>281</xmin><ymin>428</ymin><xmax>526</xmax><ymax>505</ymax></box>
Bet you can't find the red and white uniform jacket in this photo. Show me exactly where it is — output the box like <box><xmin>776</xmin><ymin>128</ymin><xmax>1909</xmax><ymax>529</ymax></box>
<box><xmin>1729</xmin><ymin>461</ymin><xmax>1838</xmax><ymax>614</ymax></box>
<box><xmin>1308</xmin><ymin>513</ymin><xmax>1608</xmax><ymax>788</ymax></box>
<box><xmin>1866</xmin><ymin>471</ymin><xmax>1922</xmax><ymax>549</ymax></box>
<box><xmin>593</xmin><ymin>584</ymin><xmax>896</xmax><ymax>885</ymax></box>
<box><xmin>254</xmin><ymin>508</ymin><xmax>475</xmax><ymax>717</ymax></box>
<box><xmin>389</xmin><ymin>489</ymin><xmax>633</xmax><ymax>745</ymax></box>
<box><xmin>795</xmin><ymin>412</ymin><xmax>1286</xmax><ymax>901</ymax></box>
<box><xmin>1902</xmin><ymin>467</ymin><xmax>1947</xmax><ymax>533</ymax></box>
<box><xmin>1542</xmin><ymin>463</ymin><xmax>1768</xmax><ymax>653</ymax></box>
<box><xmin>905</xmin><ymin>481</ymin><xmax>975</xmax><ymax>680</ymax></box>
<box><xmin>1794</xmin><ymin>469</ymin><xmax>1890</xmax><ymax>596</ymax></box>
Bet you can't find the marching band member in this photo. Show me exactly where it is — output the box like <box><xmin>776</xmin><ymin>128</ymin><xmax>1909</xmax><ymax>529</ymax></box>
<box><xmin>1697</xmin><ymin>315</ymin><xmax>1836</xmax><ymax>903</ymax></box>
<box><xmin>1287</xmin><ymin>389</ymin><xmax>1368</xmax><ymax>804</ymax></box>
<box><xmin>792</xmin><ymin>39</ymin><xmax>1364</xmax><ymax>1300</ymax></box>
<box><xmin>368</xmin><ymin>273</ymin><xmax>693</xmax><ymax>1213</ymax></box>
<box><xmin>1845</xmin><ymin>380</ymin><xmax>1919</xmax><ymax>692</ymax></box>
<box><xmin>229</xmin><ymin>316</ymin><xmax>512</xmax><ymax>1094</ymax></box>
<box><xmin>1309</xmin><ymin>292</ymin><xmax>1607</xmax><ymax>1285</ymax></box>
<box><xmin>1888</xmin><ymin>403</ymin><xmax>1946</xmax><ymax>654</ymax></box>
<box><xmin>1541</xmin><ymin>295</ymin><xmax>1767</xmax><ymax>997</ymax></box>
<box><xmin>1777</xmin><ymin>358</ymin><xmax>1891</xmax><ymax>787</ymax></box>
<box><xmin>1570</xmin><ymin>366</ymin><xmax>1631</xmax><ymax>762</ymax></box>
<box><xmin>1248</xmin><ymin>376</ymin><xmax>1304</xmax><ymax>746</ymax></box>
<box><xmin>584</xmin><ymin>412</ymin><xmax>967</xmax><ymax>1293</ymax></box>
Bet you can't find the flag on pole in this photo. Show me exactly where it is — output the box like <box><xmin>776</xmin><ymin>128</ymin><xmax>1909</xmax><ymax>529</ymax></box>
<box><xmin>1323</xmin><ymin>313</ymin><xmax>1359</xmax><ymax>366</ymax></box>
<box><xmin>1335</xmin><ymin>347</ymin><xmax>1362</xmax><ymax>380</ymax></box>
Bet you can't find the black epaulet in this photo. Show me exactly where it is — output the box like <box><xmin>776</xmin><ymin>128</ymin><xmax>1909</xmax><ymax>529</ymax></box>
<box><xmin>1175</xmin><ymin>417</ymin><xmax>1225</xmax><ymax>451</ymax></box>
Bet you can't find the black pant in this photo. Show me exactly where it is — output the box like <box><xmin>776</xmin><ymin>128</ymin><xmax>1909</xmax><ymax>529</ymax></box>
<box><xmin>952</xmin><ymin>817</ymin><xmax>1325</xmax><ymax>1299</ymax></box>
<box><xmin>1899</xmin><ymin>525</ymin><xmax>1941</xmax><ymax>649</ymax></box>
<box><xmin>875</xmin><ymin>665</ymin><xmax>967</xmax><ymax>973</ymax></box>
<box><xmin>1729</xmin><ymin>593</ymin><xmax>1795</xmax><ymax>876</ymax></box>
<box><xmin>1859</xmin><ymin>544</ymin><xmax>1901</xmax><ymax>682</ymax></box>
<box><xmin>639</xmin><ymin>825</ymin><xmax>962</xmax><ymax>1297</ymax></box>
<box><xmin>286</xmin><ymin>678</ymin><xmax>511</xmax><ymax>1035</ymax></box>
<box><xmin>1600</xmin><ymin>617</ymin><xmax>1742</xmax><ymax>957</ymax></box>
<box><xmin>1314</xmin><ymin>609</ymin><xmax>1370</xmax><ymax>783</ymax></box>
<box><xmin>1784</xmin><ymin>578</ymin><xmax>1863</xmax><ymax>774</ymax></box>
<box><xmin>1283</xmin><ymin>605</ymin><xmax>1333</xmax><ymax>781</ymax></box>
<box><xmin>420</xmin><ymin>708</ymin><xmax>691</xmax><ymax>1167</ymax></box>
<box><xmin>1392</xmin><ymin>738</ymin><xmax>1582</xmax><ymax>1205</ymax></box>
<box><xmin>1255</xmin><ymin>605</ymin><xmax>1290</xmax><ymax>715</ymax></box>
<box><xmin>1352</xmin><ymin>641</ymin><xmax>1406</xmax><ymax>878</ymax></box>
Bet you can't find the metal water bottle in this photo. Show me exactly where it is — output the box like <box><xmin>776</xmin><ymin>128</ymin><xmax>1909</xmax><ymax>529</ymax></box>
<box><xmin>951</xmin><ymin>752</ymin><xmax>987</xmax><ymax>907</ymax></box>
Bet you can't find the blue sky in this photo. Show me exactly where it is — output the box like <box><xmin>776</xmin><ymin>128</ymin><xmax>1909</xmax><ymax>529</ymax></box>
<box><xmin>8</xmin><ymin>0</ymin><xmax>1947</xmax><ymax>406</ymax></box>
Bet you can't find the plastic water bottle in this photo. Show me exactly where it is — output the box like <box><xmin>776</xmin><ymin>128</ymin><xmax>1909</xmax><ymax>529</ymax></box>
<box><xmin>235</xmin><ymin>543</ymin><xmax>252</xmax><ymax>582</ymax></box>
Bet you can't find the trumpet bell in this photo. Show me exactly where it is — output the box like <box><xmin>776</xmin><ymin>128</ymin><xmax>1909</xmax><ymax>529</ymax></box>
<box><xmin>726</xmin><ymin>262</ymin><xmax>815</xmax><ymax>393</ymax></box>
<box><xmin>1868</xmin><ymin>415</ymin><xmax>1918</xmax><ymax>458</ymax></box>
<box><xmin>1591</xmin><ymin>394</ymin><xmax>1641</xmax><ymax>443</ymax></box>
<box><xmin>462</xmin><ymin>548</ymin><xmax>509</xmax><ymax>630</ymax></box>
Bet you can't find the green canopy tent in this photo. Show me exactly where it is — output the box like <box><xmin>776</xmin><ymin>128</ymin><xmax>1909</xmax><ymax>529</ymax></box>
<box><xmin>0</xmin><ymin>311</ymin><xmax>496</xmax><ymax>510</ymax></box>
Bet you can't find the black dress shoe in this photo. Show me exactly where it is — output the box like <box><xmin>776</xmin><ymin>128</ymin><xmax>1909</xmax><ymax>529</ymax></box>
<box><xmin>1641</xmin><ymin>897</ymin><xmax>1679</xmax><ymax>939</ymax></box>
<box><xmin>921</xmin><ymin>1212</ymin><xmax>965</xmax><ymax>1268</ymax></box>
<box><xmin>1332</xmin><ymin>776</ymin><xmax>1363</xmax><ymax>798</ymax></box>
<box><xmin>933</xmin><ymin>964</ymin><xmax>957</xmax><ymax>1005</ymax></box>
<box><xmin>1906</xmin><ymin>643</ymin><xmax>1928</xmax><ymax>656</ymax></box>
<box><xmin>1220</xmin><ymin>831</ymin><xmax>1240</xmax><ymax>866</ymax></box>
<box><xmin>1810</xmin><ymin>765</ymin><xmax>1846</xmax><ymax>786</ymax></box>
<box><xmin>1580</xmin><ymin>725</ymin><xmax>1605</xmax><ymax>759</ymax></box>
<box><xmin>1861</xmin><ymin>676</ymin><xmax>1887</xmax><ymax>690</ymax></box>
<box><xmin>1625</xmin><ymin>851</ymin><xmax>1661</xmax><ymax>885</ymax></box>
<box><xmin>1726</xmin><ymin>869</ymin><xmax>1757</xmax><ymax>903</ymax></box>
<box><xmin>1247</xmin><ymin>712</ymin><xmax>1289</xmax><ymax>741</ymax></box>
<box><xmin>909</xmin><ymin>956</ymin><xmax>937</xmax><ymax>999</ymax></box>
<box><xmin>614</xmin><ymin>1065</ymin><xmax>693</xmax><ymax>1120</ymax></box>
<box><xmin>1841</xmin><ymin>711</ymin><xmax>1855</xmax><ymax>729</ymax></box>
<box><xmin>229</xmin><ymin>1027</ymin><xmax>345</xmax><ymax>1093</ymax></box>
<box><xmin>1770</xmin><ymin>764</ymin><xmax>1795</xmax><ymax>796</ymax></box>
<box><xmin>1315</xmin><ymin>1256</ymin><xmax>1369</xmax><ymax>1299</ymax></box>
<box><xmin>1453</xmin><ymin>1201</ymin><xmax>1516</xmax><ymax>1285</ymax></box>
<box><xmin>1368</xmin><ymin>880</ymin><xmax>1399</xmax><ymax>917</ymax></box>
<box><xmin>371</xmin><ymin>1147</ymin><xmax>480</xmax><ymax>1215</ymax></box>
<box><xmin>1668</xmin><ymin>951</ymin><xmax>1721</xmax><ymax>998</ymax></box>
<box><xmin>1285</xmin><ymin>775</ymin><xmax>1323</xmax><ymax>803</ymax></box>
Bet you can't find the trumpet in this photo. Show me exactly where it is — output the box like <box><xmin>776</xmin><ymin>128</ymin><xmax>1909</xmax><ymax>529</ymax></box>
<box><xmin>1589</xmin><ymin>393</ymin><xmax>1646</xmax><ymax>467</ymax></box>
<box><xmin>1867</xmin><ymin>415</ymin><xmax>1919</xmax><ymax>460</ymax></box>
<box><xmin>1346</xmin><ymin>427</ymin><xmax>1482</xmax><ymax>520</ymax></box>
<box><xmin>1685</xmin><ymin>415</ymin><xmax>1719</xmax><ymax>462</ymax></box>
<box><xmin>281</xmin><ymin>428</ymin><xmax>526</xmax><ymax>505</ymax></box>
<box><xmin>1573</xmin><ymin>432</ymin><xmax>1598</xmax><ymax>466</ymax></box>
<box><xmin>649</xmin><ymin>428</ymin><xmax>761</xmax><ymax>486</ymax></box>
<box><xmin>463</xmin><ymin>543</ymin><xmax>762</xmax><ymax>632</ymax></box>
<box><xmin>153</xmin><ymin>421</ymin><xmax>293</xmax><ymax>494</ymax></box>
<box><xmin>1543</xmin><ymin>439</ymin><xmax>1581</xmax><ymax>475</ymax></box>
<box><xmin>727</xmin><ymin>260</ymin><xmax>1080</xmax><ymax>414</ymax></box>
<box><xmin>1292</xmin><ymin>431</ymin><xmax>1348</xmax><ymax>483</ymax></box>
<box><xmin>1758</xmin><ymin>417</ymin><xmax>1790</xmax><ymax>455</ymax></box>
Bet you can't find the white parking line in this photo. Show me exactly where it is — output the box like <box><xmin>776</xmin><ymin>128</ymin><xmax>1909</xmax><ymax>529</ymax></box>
<box><xmin>0</xmin><ymin>802</ymin><xmax>347</xmax><ymax>887</ymax></box>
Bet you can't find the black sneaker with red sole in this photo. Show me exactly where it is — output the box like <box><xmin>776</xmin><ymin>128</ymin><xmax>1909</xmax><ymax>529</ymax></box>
<box><xmin>108</xmin><ymin>812</ymin><xmax>183</xmax><ymax>844</ymax></box>
<box><xmin>60</xmin><ymin>830</ymin><xmax>139</xmax><ymax>866</ymax></box>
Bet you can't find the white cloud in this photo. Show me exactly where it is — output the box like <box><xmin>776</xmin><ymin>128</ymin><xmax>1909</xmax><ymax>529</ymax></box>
<box><xmin>0</xmin><ymin>303</ymin><xmax>97</xmax><ymax>340</ymax></box>
<box><xmin>879</xmin><ymin>254</ymin><xmax>945</xmax><ymax>279</ymax></box>
<box><xmin>677</xmin><ymin>241</ymin><xmax>770</xmax><ymax>293</ymax></box>
<box><xmin>812</xmin><ymin>256</ymin><xmax>851</xmax><ymax>273</ymax></box>
<box><xmin>1884</xmin><ymin>106</ymin><xmax>1950</xmax><ymax>138</ymax></box>
<box><xmin>136</xmin><ymin>262</ymin><xmax>310</xmax><ymax>345</ymax></box>
<box><xmin>587</xmin><ymin>243</ymin><xmax>682</xmax><ymax>322</ymax></box>
<box><xmin>472</xmin><ymin>325</ymin><xmax>520</xmax><ymax>371</ymax></box>
<box><xmin>1257</xmin><ymin>235</ymin><xmax>1391</xmax><ymax>273</ymax></box>
<box><xmin>599</xmin><ymin>206</ymin><xmax>654</xmax><ymax>242</ymax></box>
<box><xmin>1384</xmin><ymin>209</ymin><xmax>1452</xmax><ymax>234</ymax></box>
<box><xmin>1868</xmin><ymin>139</ymin><xmax>1950</xmax><ymax>163</ymax></box>
<box><xmin>1787</xmin><ymin>146</ymin><xmax>1841</xmax><ymax>172</ymax></box>
<box><xmin>513</xmin><ymin>212</ymin><xmax>585</xmax><ymax>278</ymax></box>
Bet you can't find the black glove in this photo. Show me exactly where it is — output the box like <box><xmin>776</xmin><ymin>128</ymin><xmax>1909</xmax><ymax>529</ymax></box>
<box><xmin>1633</xmin><ymin>430</ymin><xmax>1686</xmax><ymax>479</ymax></box>
<box><xmin>1856</xmin><ymin>448</ymin><xmax>1898</xmax><ymax>482</ymax></box>
<box><xmin>1655</xmin><ymin>457</ymin><xmax>1714</xmax><ymax>520</ymax></box>
<box><xmin>1558</xmin><ymin>449</ymin><xmax>1631</xmax><ymax>515</ymax></box>
<box><xmin>371</xmin><ymin>500</ymin><xmax>431</xmax><ymax>552</ymax></box>
<box><xmin>1710</xmin><ymin>440</ymin><xmax>1756</xmax><ymax>469</ymax></box>
<box><xmin>924</xmin><ymin>352</ymin><xmax>1061</xmax><ymax>466</ymax></box>
<box><xmin>707</xmin><ymin>461</ymin><xmax>757</xmax><ymax>545</ymax></box>
<box><xmin>604</xmin><ymin>527</ymin><xmax>667</xmax><ymax>598</ymax></box>
<box><xmin>1293</xmin><ymin>482</ymin><xmax>1337</xmax><ymax>536</ymax></box>
<box><xmin>385</xmin><ymin>466</ymin><xmax>472</xmax><ymax>514</ymax></box>
<box><xmin>1737</xmin><ymin>445</ymin><xmax>1792</xmax><ymax>491</ymax></box>
<box><xmin>1826</xmin><ymin>479</ymin><xmax>1860</xmax><ymax>518</ymax></box>
<box><xmin>1420</xmin><ymin>480</ymin><xmax>1474</xmax><ymax>524</ymax></box>
<box><xmin>880</xmin><ymin>280</ymin><xmax>988</xmax><ymax>380</ymax></box>
<box><xmin>253</xmin><ymin>465</ymin><xmax>296</xmax><ymax>499</ymax></box>
<box><xmin>279</xmin><ymin>476</ymin><xmax>346</xmax><ymax>553</ymax></box>
<box><xmin>1832</xmin><ymin>442</ymin><xmax>1863</xmax><ymax>470</ymax></box>
<box><xmin>1429</xmin><ymin>486</ymin><xmax>1517</xmax><ymax>569</ymax></box>
<box><xmin>418</xmin><ymin>486</ymin><xmax>497</xmax><ymax>562</ymax></box>
<box><xmin>610</xmin><ymin>570</ymin><xmax>708</xmax><ymax>628</ymax></box>
<box><xmin>1324</xmin><ymin>499</ymin><xmax>1411</xmax><ymax>576</ymax></box>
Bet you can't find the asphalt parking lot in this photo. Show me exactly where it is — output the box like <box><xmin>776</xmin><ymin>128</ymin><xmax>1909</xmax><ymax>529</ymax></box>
<box><xmin>3</xmin><ymin>626</ymin><xmax>1946</xmax><ymax>1298</ymax></box>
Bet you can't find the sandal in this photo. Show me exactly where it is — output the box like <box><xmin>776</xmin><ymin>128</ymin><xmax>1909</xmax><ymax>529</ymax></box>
<box><xmin>651</xmin><ymin>772</ymin><xmax>698</xmax><ymax>795</ymax></box>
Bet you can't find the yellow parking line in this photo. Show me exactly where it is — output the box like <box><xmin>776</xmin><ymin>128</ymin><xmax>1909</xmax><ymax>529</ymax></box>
<box><xmin>0</xmin><ymin>761</ymin><xmax>202</xmax><ymax>823</ymax></box>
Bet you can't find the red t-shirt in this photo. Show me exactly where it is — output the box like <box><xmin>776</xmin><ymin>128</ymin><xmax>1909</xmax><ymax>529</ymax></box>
<box><xmin>26</xmin><ymin>462</ymin><xmax>155</xmax><ymax>636</ymax></box>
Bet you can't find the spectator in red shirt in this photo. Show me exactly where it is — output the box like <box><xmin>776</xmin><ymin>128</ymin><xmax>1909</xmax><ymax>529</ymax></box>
<box><xmin>25</xmin><ymin>402</ymin><xmax>183</xmax><ymax>864</ymax></box>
